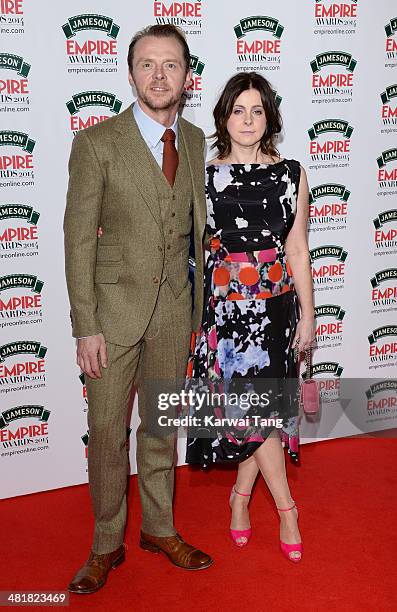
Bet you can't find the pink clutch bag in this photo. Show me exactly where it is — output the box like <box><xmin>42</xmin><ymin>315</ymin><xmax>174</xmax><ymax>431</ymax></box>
<box><xmin>294</xmin><ymin>343</ymin><xmax>320</xmax><ymax>415</ymax></box>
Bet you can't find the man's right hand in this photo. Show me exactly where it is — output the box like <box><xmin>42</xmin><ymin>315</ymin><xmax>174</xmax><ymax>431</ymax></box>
<box><xmin>77</xmin><ymin>333</ymin><xmax>108</xmax><ymax>379</ymax></box>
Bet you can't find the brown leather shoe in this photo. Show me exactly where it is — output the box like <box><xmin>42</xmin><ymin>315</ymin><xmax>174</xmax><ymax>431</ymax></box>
<box><xmin>68</xmin><ymin>544</ymin><xmax>125</xmax><ymax>594</ymax></box>
<box><xmin>140</xmin><ymin>532</ymin><xmax>213</xmax><ymax>570</ymax></box>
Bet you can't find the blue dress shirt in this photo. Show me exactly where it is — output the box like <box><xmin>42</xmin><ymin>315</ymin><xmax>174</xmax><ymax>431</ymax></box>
<box><xmin>133</xmin><ymin>101</ymin><xmax>178</xmax><ymax>168</ymax></box>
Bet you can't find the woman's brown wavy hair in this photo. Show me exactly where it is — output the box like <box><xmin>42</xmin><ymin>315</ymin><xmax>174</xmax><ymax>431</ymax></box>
<box><xmin>211</xmin><ymin>72</ymin><xmax>282</xmax><ymax>160</ymax></box>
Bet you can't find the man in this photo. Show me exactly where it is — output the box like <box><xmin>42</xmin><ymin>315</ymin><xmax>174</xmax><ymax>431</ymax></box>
<box><xmin>64</xmin><ymin>24</ymin><xmax>212</xmax><ymax>595</ymax></box>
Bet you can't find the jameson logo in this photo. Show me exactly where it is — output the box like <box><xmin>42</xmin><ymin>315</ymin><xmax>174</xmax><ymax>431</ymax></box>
<box><xmin>0</xmin><ymin>404</ymin><xmax>50</xmax><ymax>451</ymax></box>
<box><xmin>62</xmin><ymin>14</ymin><xmax>119</xmax><ymax>38</ymax></box>
<box><xmin>308</xmin><ymin>120</ymin><xmax>353</xmax><ymax>166</ymax></box>
<box><xmin>0</xmin><ymin>340</ymin><xmax>47</xmax><ymax>361</ymax></box>
<box><xmin>185</xmin><ymin>55</ymin><xmax>205</xmax><ymax>106</ymax></box>
<box><xmin>371</xmin><ymin>268</ymin><xmax>397</xmax><ymax>287</ymax></box>
<box><xmin>366</xmin><ymin>380</ymin><xmax>397</xmax><ymax>399</ymax></box>
<box><xmin>385</xmin><ymin>18</ymin><xmax>397</xmax><ymax>37</ymax></box>
<box><xmin>377</xmin><ymin>149</ymin><xmax>397</xmax><ymax>191</ymax></box>
<box><xmin>0</xmin><ymin>341</ymin><xmax>47</xmax><ymax>388</ymax></box>
<box><xmin>234</xmin><ymin>16</ymin><xmax>284</xmax><ymax>38</ymax></box>
<box><xmin>0</xmin><ymin>204</ymin><xmax>39</xmax><ymax>224</ymax></box>
<box><xmin>373</xmin><ymin>209</ymin><xmax>397</xmax><ymax>229</ymax></box>
<box><xmin>67</xmin><ymin>91</ymin><xmax>122</xmax><ymax>115</ymax></box>
<box><xmin>311</xmin><ymin>51</ymin><xmax>355</xmax><ymax>102</ymax></box>
<box><xmin>305</xmin><ymin>362</ymin><xmax>343</xmax><ymax>378</ymax></box>
<box><xmin>311</xmin><ymin>51</ymin><xmax>356</xmax><ymax>72</ymax></box>
<box><xmin>310</xmin><ymin>184</ymin><xmax>350</xmax><ymax>202</ymax></box>
<box><xmin>315</xmin><ymin>304</ymin><xmax>345</xmax><ymax>348</ymax></box>
<box><xmin>368</xmin><ymin>326</ymin><xmax>397</xmax><ymax>364</ymax></box>
<box><xmin>67</xmin><ymin>91</ymin><xmax>122</xmax><ymax>134</ymax></box>
<box><xmin>309</xmin><ymin>183</ymin><xmax>349</xmax><ymax>231</ymax></box>
<box><xmin>0</xmin><ymin>405</ymin><xmax>50</xmax><ymax>428</ymax></box>
<box><xmin>0</xmin><ymin>205</ymin><xmax>39</xmax><ymax>260</ymax></box>
<box><xmin>385</xmin><ymin>18</ymin><xmax>397</xmax><ymax>60</ymax></box>
<box><xmin>381</xmin><ymin>84</ymin><xmax>397</xmax><ymax>104</ymax></box>
<box><xmin>371</xmin><ymin>269</ymin><xmax>397</xmax><ymax>311</ymax></box>
<box><xmin>377</xmin><ymin>148</ymin><xmax>397</xmax><ymax>167</ymax></box>
<box><xmin>0</xmin><ymin>53</ymin><xmax>30</xmax><ymax>76</ymax></box>
<box><xmin>0</xmin><ymin>130</ymin><xmax>34</xmax><ymax>152</ymax></box>
<box><xmin>234</xmin><ymin>15</ymin><xmax>283</xmax><ymax>70</ymax></box>
<box><xmin>381</xmin><ymin>85</ymin><xmax>397</xmax><ymax>131</ymax></box>
<box><xmin>315</xmin><ymin>304</ymin><xmax>345</xmax><ymax>319</ymax></box>
<box><xmin>373</xmin><ymin>210</ymin><xmax>397</xmax><ymax>251</ymax></box>
<box><xmin>190</xmin><ymin>55</ymin><xmax>205</xmax><ymax>76</ymax></box>
<box><xmin>64</xmin><ymin>14</ymin><xmax>119</xmax><ymax>69</ymax></box>
<box><xmin>0</xmin><ymin>274</ymin><xmax>43</xmax><ymax>293</ymax></box>
<box><xmin>365</xmin><ymin>380</ymin><xmax>397</xmax><ymax>414</ymax></box>
<box><xmin>310</xmin><ymin>245</ymin><xmax>347</xmax><ymax>262</ymax></box>
<box><xmin>310</xmin><ymin>245</ymin><xmax>347</xmax><ymax>290</ymax></box>
<box><xmin>369</xmin><ymin>325</ymin><xmax>397</xmax><ymax>344</ymax></box>
<box><xmin>0</xmin><ymin>133</ymin><xmax>35</xmax><ymax>184</ymax></box>
<box><xmin>309</xmin><ymin>119</ymin><xmax>353</xmax><ymax>140</ymax></box>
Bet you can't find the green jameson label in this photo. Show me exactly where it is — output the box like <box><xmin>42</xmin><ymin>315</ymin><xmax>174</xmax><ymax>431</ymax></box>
<box><xmin>234</xmin><ymin>16</ymin><xmax>284</xmax><ymax>39</ymax></box>
<box><xmin>314</xmin><ymin>305</ymin><xmax>345</xmax><ymax>320</ymax></box>
<box><xmin>371</xmin><ymin>268</ymin><xmax>397</xmax><ymax>288</ymax></box>
<box><xmin>311</xmin><ymin>362</ymin><xmax>343</xmax><ymax>377</ymax></box>
<box><xmin>0</xmin><ymin>131</ymin><xmax>35</xmax><ymax>153</ymax></box>
<box><xmin>0</xmin><ymin>275</ymin><xmax>44</xmax><ymax>293</ymax></box>
<box><xmin>310</xmin><ymin>245</ymin><xmax>348</xmax><ymax>262</ymax></box>
<box><xmin>190</xmin><ymin>55</ymin><xmax>205</xmax><ymax>76</ymax></box>
<box><xmin>0</xmin><ymin>53</ymin><xmax>30</xmax><ymax>77</ymax></box>
<box><xmin>308</xmin><ymin>120</ymin><xmax>353</xmax><ymax>140</ymax></box>
<box><xmin>0</xmin><ymin>405</ymin><xmax>50</xmax><ymax>429</ymax></box>
<box><xmin>274</xmin><ymin>92</ymin><xmax>282</xmax><ymax>108</ymax></box>
<box><xmin>0</xmin><ymin>205</ymin><xmax>39</xmax><ymax>224</ymax></box>
<box><xmin>377</xmin><ymin>148</ymin><xmax>397</xmax><ymax>168</ymax></box>
<box><xmin>0</xmin><ymin>341</ymin><xmax>47</xmax><ymax>362</ymax></box>
<box><xmin>368</xmin><ymin>326</ymin><xmax>397</xmax><ymax>344</ymax></box>
<box><xmin>311</xmin><ymin>51</ymin><xmax>357</xmax><ymax>73</ymax></box>
<box><xmin>385</xmin><ymin>18</ymin><xmax>397</xmax><ymax>37</ymax></box>
<box><xmin>66</xmin><ymin>91</ymin><xmax>122</xmax><ymax>115</ymax></box>
<box><xmin>62</xmin><ymin>14</ymin><xmax>120</xmax><ymax>39</ymax></box>
<box><xmin>365</xmin><ymin>380</ymin><xmax>397</xmax><ymax>399</ymax></box>
<box><xmin>381</xmin><ymin>85</ymin><xmax>397</xmax><ymax>104</ymax></box>
<box><xmin>373</xmin><ymin>210</ymin><xmax>397</xmax><ymax>229</ymax></box>
<box><xmin>309</xmin><ymin>184</ymin><xmax>350</xmax><ymax>203</ymax></box>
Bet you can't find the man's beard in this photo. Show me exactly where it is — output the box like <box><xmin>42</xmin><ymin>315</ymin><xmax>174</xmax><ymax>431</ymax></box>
<box><xmin>138</xmin><ymin>88</ymin><xmax>183</xmax><ymax>112</ymax></box>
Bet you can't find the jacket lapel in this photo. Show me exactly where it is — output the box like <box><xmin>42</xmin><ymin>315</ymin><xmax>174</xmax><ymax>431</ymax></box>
<box><xmin>178</xmin><ymin>119</ymin><xmax>206</xmax><ymax>236</ymax></box>
<box><xmin>111</xmin><ymin>105</ymin><xmax>162</xmax><ymax>226</ymax></box>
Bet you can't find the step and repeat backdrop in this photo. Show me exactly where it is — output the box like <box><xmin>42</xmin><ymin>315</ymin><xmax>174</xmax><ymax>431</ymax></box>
<box><xmin>1</xmin><ymin>0</ymin><xmax>397</xmax><ymax>498</ymax></box>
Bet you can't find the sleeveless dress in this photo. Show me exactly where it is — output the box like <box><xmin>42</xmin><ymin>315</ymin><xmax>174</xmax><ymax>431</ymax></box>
<box><xmin>185</xmin><ymin>160</ymin><xmax>302</xmax><ymax>467</ymax></box>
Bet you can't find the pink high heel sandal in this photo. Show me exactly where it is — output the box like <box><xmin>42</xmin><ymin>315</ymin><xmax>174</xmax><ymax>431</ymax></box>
<box><xmin>277</xmin><ymin>501</ymin><xmax>302</xmax><ymax>563</ymax></box>
<box><xmin>229</xmin><ymin>485</ymin><xmax>251</xmax><ymax>547</ymax></box>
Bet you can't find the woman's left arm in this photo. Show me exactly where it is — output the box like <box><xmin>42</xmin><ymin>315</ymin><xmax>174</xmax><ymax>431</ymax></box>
<box><xmin>285</xmin><ymin>166</ymin><xmax>316</xmax><ymax>352</ymax></box>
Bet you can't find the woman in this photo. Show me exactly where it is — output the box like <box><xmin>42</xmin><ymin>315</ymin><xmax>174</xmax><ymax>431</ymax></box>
<box><xmin>185</xmin><ymin>72</ymin><xmax>315</xmax><ymax>563</ymax></box>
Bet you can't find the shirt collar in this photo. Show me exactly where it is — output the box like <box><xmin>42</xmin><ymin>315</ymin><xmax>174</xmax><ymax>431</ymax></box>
<box><xmin>133</xmin><ymin>101</ymin><xmax>178</xmax><ymax>148</ymax></box>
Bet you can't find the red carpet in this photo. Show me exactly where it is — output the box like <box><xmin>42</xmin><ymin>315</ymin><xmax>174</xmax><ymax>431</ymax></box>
<box><xmin>2</xmin><ymin>437</ymin><xmax>397</xmax><ymax>611</ymax></box>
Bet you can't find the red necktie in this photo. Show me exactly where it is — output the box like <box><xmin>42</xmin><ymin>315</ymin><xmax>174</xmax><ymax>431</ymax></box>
<box><xmin>161</xmin><ymin>128</ymin><xmax>179</xmax><ymax>187</ymax></box>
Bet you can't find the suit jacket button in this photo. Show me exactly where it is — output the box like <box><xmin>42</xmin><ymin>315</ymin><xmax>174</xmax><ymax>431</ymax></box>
<box><xmin>152</xmin><ymin>276</ymin><xmax>159</xmax><ymax>284</ymax></box>
<box><xmin>171</xmin><ymin>212</ymin><xmax>175</xmax><ymax>217</ymax></box>
<box><xmin>167</xmin><ymin>245</ymin><xmax>171</xmax><ymax>250</ymax></box>
<box><xmin>157</xmin><ymin>245</ymin><xmax>163</xmax><ymax>252</ymax></box>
